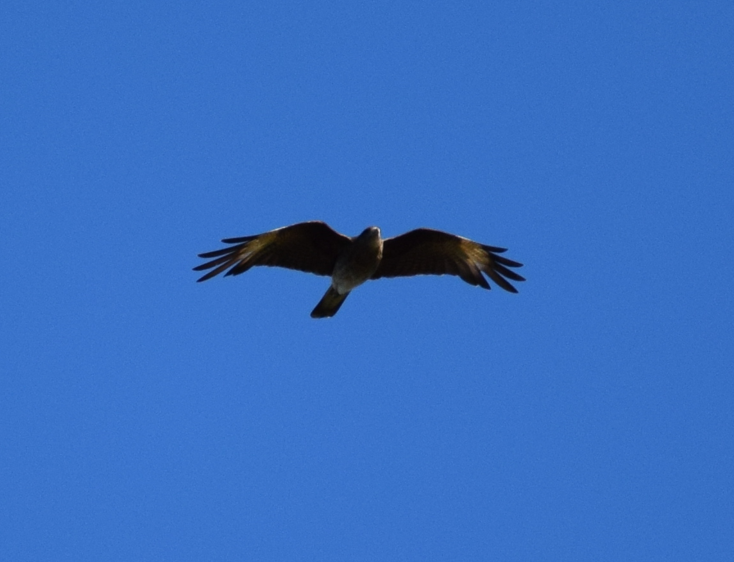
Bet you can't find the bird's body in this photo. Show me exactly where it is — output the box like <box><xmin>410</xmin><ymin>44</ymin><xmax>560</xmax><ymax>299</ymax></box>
<box><xmin>194</xmin><ymin>221</ymin><xmax>524</xmax><ymax>318</ymax></box>
<box><xmin>331</xmin><ymin>226</ymin><xmax>383</xmax><ymax>294</ymax></box>
<box><xmin>311</xmin><ymin>226</ymin><xmax>383</xmax><ymax>317</ymax></box>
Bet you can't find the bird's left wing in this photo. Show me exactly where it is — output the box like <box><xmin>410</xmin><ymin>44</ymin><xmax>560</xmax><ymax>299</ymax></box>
<box><xmin>194</xmin><ymin>221</ymin><xmax>351</xmax><ymax>282</ymax></box>
<box><xmin>372</xmin><ymin>228</ymin><xmax>525</xmax><ymax>292</ymax></box>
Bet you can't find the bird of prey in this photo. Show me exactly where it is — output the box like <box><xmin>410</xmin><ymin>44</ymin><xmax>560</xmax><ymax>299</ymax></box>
<box><xmin>194</xmin><ymin>221</ymin><xmax>524</xmax><ymax>318</ymax></box>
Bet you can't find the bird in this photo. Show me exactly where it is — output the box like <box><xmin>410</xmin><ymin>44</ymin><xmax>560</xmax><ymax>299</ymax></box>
<box><xmin>194</xmin><ymin>221</ymin><xmax>525</xmax><ymax>318</ymax></box>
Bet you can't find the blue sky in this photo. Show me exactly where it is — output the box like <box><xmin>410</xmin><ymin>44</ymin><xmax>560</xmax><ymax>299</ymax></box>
<box><xmin>2</xmin><ymin>1</ymin><xmax>733</xmax><ymax>560</ymax></box>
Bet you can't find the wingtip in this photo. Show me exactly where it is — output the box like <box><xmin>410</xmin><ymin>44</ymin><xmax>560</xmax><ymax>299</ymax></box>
<box><xmin>221</xmin><ymin>235</ymin><xmax>257</xmax><ymax>244</ymax></box>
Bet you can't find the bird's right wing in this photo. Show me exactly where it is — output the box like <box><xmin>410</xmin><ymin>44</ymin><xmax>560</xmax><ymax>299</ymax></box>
<box><xmin>372</xmin><ymin>228</ymin><xmax>525</xmax><ymax>292</ymax></box>
<box><xmin>193</xmin><ymin>221</ymin><xmax>352</xmax><ymax>282</ymax></box>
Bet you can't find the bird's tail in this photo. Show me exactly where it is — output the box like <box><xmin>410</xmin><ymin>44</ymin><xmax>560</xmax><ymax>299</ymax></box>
<box><xmin>311</xmin><ymin>287</ymin><xmax>349</xmax><ymax>318</ymax></box>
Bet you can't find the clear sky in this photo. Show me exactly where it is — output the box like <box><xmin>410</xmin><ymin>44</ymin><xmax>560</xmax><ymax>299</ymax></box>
<box><xmin>2</xmin><ymin>1</ymin><xmax>733</xmax><ymax>560</ymax></box>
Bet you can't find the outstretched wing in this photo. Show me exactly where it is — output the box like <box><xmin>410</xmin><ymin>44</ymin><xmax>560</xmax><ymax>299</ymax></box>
<box><xmin>372</xmin><ymin>228</ymin><xmax>525</xmax><ymax>292</ymax></box>
<box><xmin>194</xmin><ymin>221</ymin><xmax>351</xmax><ymax>282</ymax></box>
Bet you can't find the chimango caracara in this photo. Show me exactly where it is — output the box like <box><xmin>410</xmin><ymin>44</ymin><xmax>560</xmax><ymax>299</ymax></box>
<box><xmin>194</xmin><ymin>221</ymin><xmax>525</xmax><ymax>318</ymax></box>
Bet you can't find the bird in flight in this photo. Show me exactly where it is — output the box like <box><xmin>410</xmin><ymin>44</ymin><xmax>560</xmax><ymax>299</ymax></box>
<box><xmin>194</xmin><ymin>221</ymin><xmax>525</xmax><ymax>318</ymax></box>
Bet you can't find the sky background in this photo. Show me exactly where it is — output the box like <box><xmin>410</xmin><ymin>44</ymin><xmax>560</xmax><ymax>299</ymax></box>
<box><xmin>2</xmin><ymin>1</ymin><xmax>733</xmax><ymax>560</ymax></box>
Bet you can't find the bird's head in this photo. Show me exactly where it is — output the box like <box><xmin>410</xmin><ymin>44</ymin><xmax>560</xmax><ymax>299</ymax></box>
<box><xmin>359</xmin><ymin>226</ymin><xmax>381</xmax><ymax>241</ymax></box>
<box><xmin>355</xmin><ymin>226</ymin><xmax>383</xmax><ymax>252</ymax></box>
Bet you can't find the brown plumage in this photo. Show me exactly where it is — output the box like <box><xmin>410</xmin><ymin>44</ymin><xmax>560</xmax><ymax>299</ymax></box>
<box><xmin>194</xmin><ymin>221</ymin><xmax>525</xmax><ymax>318</ymax></box>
